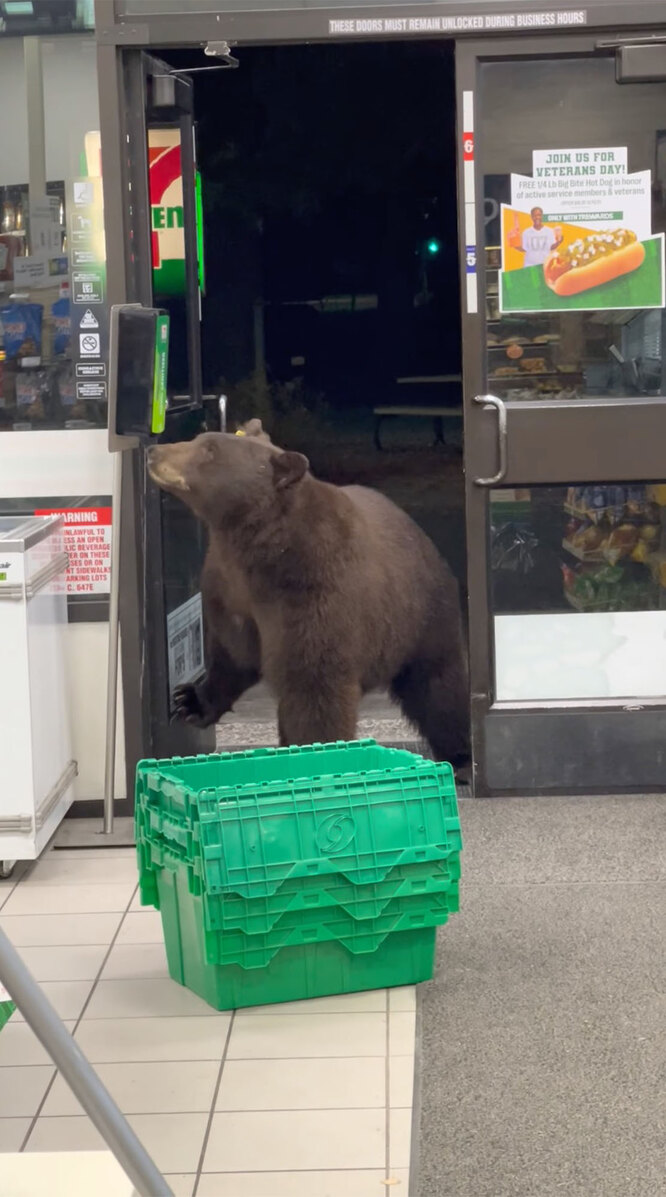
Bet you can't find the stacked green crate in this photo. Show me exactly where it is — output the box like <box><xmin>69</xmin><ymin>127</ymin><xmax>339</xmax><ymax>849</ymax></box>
<box><xmin>136</xmin><ymin>740</ymin><xmax>462</xmax><ymax>1011</ymax></box>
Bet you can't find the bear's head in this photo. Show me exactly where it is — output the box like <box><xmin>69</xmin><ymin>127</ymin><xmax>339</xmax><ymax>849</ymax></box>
<box><xmin>234</xmin><ymin>417</ymin><xmax>273</xmax><ymax>445</ymax></box>
<box><xmin>147</xmin><ymin>431</ymin><xmax>309</xmax><ymax>527</ymax></box>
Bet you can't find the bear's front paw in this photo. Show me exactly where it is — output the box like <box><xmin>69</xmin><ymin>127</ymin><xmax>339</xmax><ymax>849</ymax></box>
<box><xmin>171</xmin><ymin>683</ymin><xmax>216</xmax><ymax>728</ymax></box>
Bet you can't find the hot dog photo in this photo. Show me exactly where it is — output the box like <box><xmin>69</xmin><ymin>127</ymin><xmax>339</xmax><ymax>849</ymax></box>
<box><xmin>499</xmin><ymin>146</ymin><xmax>665</xmax><ymax>314</ymax></box>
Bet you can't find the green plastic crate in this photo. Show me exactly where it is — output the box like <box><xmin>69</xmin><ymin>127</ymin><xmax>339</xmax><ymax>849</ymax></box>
<box><xmin>138</xmin><ymin>835</ymin><xmax>460</xmax><ymax>932</ymax></box>
<box><xmin>135</xmin><ymin>740</ymin><xmax>461</xmax><ymax>1009</ymax></box>
<box><xmin>0</xmin><ymin>1000</ymin><xmax>15</xmax><ymax>1033</ymax></box>
<box><xmin>155</xmin><ymin>864</ymin><xmax>458</xmax><ymax>969</ymax></box>
<box><xmin>158</xmin><ymin>862</ymin><xmax>437</xmax><ymax>1010</ymax></box>
<box><xmin>136</xmin><ymin>740</ymin><xmax>461</xmax><ymax>897</ymax></box>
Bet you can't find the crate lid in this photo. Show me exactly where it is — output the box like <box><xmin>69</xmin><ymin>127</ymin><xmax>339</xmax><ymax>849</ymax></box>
<box><xmin>136</xmin><ymin>741</ymin><xmax>461</xmax><ymax>898</ymax></box>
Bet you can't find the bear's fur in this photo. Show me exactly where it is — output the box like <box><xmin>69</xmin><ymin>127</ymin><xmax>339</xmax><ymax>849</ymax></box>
<box><xmin>147</xmin><ymin>422</ymin><xmax>469</xmax><ymax>763</ymax></box>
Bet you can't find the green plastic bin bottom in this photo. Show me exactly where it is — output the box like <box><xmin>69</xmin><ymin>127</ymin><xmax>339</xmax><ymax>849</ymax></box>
<box><xmin>0</xmin><ymin>1000</ymin><xmax>15</xmax><ymax>1033</ymax></box>
<box><xmin>158</xmin><ymin>866</ymin><xmax>436</xmax><ymax>1011</ymax></box>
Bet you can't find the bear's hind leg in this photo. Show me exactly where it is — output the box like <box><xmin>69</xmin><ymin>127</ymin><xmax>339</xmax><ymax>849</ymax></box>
<box><xmin>277</xmin><ymin>679</ymin><xmax>361</xmax><ymax>747</ymax></box>
<box><xmin>391</xmin><ymin>657</ymin><xmax>469</xmax><ymax>765</ymax></box>
<box><xmin>173</xmin><ymin>637</ymin><xmax>259</xmax><ymax>728</ymax></box>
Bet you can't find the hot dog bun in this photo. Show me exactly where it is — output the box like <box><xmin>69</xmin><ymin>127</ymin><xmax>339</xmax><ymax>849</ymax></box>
<box><xmin>545</xmin><ymin>240</ymin><xmax>645</xmax><ymax>297</ymax></box>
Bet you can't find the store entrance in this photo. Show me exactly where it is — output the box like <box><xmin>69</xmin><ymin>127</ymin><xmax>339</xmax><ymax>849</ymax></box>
<box><xmin>185</xmin><ymin>39</ymin><xmax>465</xmax><ymax>756</ymax></box>
<box><xmin>101</xmin><ymin>37</ymin><xmax>469</xmax><ymax>784</ymax></box>
<box><xmin>100</xmin><ymin>23</ymin><xmax>666</xmax><ymax>799</ymax></box>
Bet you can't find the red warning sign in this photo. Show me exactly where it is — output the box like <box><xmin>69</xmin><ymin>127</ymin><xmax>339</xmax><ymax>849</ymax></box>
<box><xmin>34</xmin><ymin>506</ymin><xmax>111</xmax><ymax>595</ymax></box>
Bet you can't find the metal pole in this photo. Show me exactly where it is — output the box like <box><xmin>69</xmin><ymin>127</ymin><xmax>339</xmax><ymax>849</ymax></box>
<box><xmin>103</xmin><ymin>450</ymin><xmax>123</xmax><ymax>834</ymax></box>
<box><xmin>0</xmin><ymin>926</ymin><xmax>172</xmax><ymax>1197</ymax></box>
<box><xmin>253</xmin><ymin>298</ymin><xmax>266</xmax><ymax>383</ymax></box>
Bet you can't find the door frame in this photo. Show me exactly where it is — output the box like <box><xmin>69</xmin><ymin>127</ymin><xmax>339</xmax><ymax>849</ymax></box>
<box><xmin>98</xmin><ymin>47</ymin><xmax>215</xmax><ymax>803</ymax></box>
<box><xmin>96</xmin><ymin>3</ymin><xmax>666</xmax><ymax>47</ymax></box>
<box><xmin>456</xmin><ymin>32</ymin><xmax>666</xmax><ymax>796</ymax></box>
<box><xmin>97</xmin><ymin>13</ymin><xmax>666</xmax><ymax>799</ymax></box>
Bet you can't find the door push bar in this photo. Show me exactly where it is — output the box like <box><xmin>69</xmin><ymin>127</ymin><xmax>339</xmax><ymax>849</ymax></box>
<box><xmin>473</xmin><ymin>394</ymin><xmax>508</xmax><ymax>486</ymax></box>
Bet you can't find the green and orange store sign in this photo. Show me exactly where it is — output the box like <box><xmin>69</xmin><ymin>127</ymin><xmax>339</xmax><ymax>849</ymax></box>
<box><xmin>148</xmin><ymin>128</ymin><xmax>204</xmax><ymax>297</ymax></box>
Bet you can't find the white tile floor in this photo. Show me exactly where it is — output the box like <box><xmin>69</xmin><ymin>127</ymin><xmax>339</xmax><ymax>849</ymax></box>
<box><xmin>0</xmin><ymin>846</ymin><xmax>416</xmax><ymax>1196</ymax></box>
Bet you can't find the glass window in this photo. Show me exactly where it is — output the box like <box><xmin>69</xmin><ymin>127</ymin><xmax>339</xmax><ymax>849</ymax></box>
<box><xmin>482</xmin><ymin>58</ymin><xmax>666</xmax><ymax>403</ymax></box>
<box><xmin>490</xmin><ymin>482</ymin><xmax>666</xmax><ymax>701</ymax></box>
<box><xmin>0</xmin><ymin>493</ymin><xmax>111</xmax><ymax>608</ymax></box>
<box><xmin>0</xmin><ymin>33</ymin><xmax>106</xmax><ymax>432</ymax></box>
<box><xmin>0</xmin><ymin>2</ymin><xmax>93</xmax><ymax>37</ymax></box>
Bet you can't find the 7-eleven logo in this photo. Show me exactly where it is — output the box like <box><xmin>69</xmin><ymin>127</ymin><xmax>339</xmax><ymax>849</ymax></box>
<box><xmin>148</xmin><ymin>129</ymin><xmax>185</xmax><ymax>292</ymax></box>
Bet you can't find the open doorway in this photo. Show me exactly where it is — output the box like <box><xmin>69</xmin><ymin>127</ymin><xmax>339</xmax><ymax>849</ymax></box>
<box><xmin>162</xmin><ymin>38</ymin><xmax>465</xmax><ymax>756</ymax></box>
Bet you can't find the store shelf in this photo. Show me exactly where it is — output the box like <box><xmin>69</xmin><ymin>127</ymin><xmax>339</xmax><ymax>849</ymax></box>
<box><xmin>488</xmin><ymin>339</ymin><xmax>532</xmax><ymax>347</ymax></box>
<box><xmin>562</xmin><ymin>538</ymin><xmax>606</xmax><ymax>563</ymax></box>
<box><xmin>492</xmin><ymin>371</ymin><xmax>583</xmax><ymax>383</ymax></box>
<box><xmin>491</xmin><ymin>372</ymin><xmax>569</xmax><ymax>382</ymax></box>
<box><xmin>486</xmin><ymin>315</ymin><xmax>552</xmax><ymax>325</ymax></box>
<box><xmin>564</xmin><ymin>590</ymin><xmax>612</xmax><ymax>613</ymax></box>
<box><xmin>564</xmin><ymin>502</ymin><xmax>596</xmax><ymax>521</ymax></box>
<box><xmin>488</xmin><ymin>337</ymin><xmax>559</xmax><ymax>343</ymax></box>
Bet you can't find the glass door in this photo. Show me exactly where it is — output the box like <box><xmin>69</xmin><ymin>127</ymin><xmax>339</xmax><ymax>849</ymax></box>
<box><xmin>457</xmin><ymin>35</ymin><xmax>666</xmax><ymax>797</ymax></box>
<box><xmin>102</xmin><ymin>49</ymin><xmax>215</xmax><ymax>772</ymax></box>
<box><xmin>142</xmin><ymin>53</ymin><xmax>211</xmax><ymax>748</ymax></box>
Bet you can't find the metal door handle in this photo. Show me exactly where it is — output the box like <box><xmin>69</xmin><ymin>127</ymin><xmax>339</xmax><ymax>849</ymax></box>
<box><xmin>473</xmin><ymin>393</ymin><xmax>508</xmax><ymax>486</ymax></box>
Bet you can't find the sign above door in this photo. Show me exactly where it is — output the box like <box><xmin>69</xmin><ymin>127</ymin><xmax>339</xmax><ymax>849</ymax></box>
<box><xmin>328</xmin><ymin>10</ymin><xmax>587</xmax><ymax>37</ymax></box>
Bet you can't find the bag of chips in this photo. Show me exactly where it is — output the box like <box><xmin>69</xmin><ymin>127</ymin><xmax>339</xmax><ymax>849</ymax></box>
<box><xmin>0</xmin><ymin>302</ymin><xmax>43</xmax><ymax>361</ymax></box>
<box><xmin>15</xmin><ymin>369</ymin><xmax>49</xmax><ymax>420</ymax></box>
<box><xmin>51</xmin><ymin>296</ymin><xmax>71</xmax><ymax>356</ymax></box>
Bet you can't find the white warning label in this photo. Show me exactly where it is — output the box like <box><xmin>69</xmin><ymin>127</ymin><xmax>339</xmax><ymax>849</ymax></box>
<box><xmin>34</xmin><ymin>506</ymin><xmax>111</xmax><ymax>595</ymax></box>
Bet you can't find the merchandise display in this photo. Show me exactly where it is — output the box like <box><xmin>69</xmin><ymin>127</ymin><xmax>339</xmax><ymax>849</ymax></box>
<box><xmin>491</xmin><ymin>482</ymin><xmax>666</xmax><ymax>615</ymax></box>
<box><xmin>562</xmin><ymin>484</ymin><xmax>664</xmax><ymax>611</ymax></box>
<box><xmin>486</xmin><ymin>245</ymin><xmax>584</xmax><ymax>396</ymax></box>
<box><xmin>0</xmin><ymin>181</ymin><xmax>105</xmax><ymax>431</ymax></box>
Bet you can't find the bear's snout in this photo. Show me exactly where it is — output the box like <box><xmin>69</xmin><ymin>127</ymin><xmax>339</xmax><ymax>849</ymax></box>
<box><xmin>146</xmin><ymin>444</ymin><xmax>190</xmax><ymax>493</ymax></box>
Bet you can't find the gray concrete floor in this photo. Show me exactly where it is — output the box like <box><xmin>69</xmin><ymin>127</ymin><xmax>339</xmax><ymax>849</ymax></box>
<box><xmin>413</xmin><ymin>793</ymin><xmax>666</xmax><ymax>1197</ymax></box>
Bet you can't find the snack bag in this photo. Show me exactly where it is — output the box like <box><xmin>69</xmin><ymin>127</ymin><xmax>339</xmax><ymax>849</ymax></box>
<box><xmin>51</xmin><ymin>296</ymin><xmax>71</xmax><ymax>356</ymax></box>
<box><xmin>0</xmin><ymin>303</ymin><xmax>43</xmax><ymax>361</ymax></box>
<box><xmin>15</xmin><ymin>370</ymin><xmax>49</xmax><ymax>420</ymax></box>
<box><xmin>0</xmin><ymin>235</ymin><xmax>17</xmax><ymax>282</ymax></box>
<box><xmin>56</xmin><ymin>365</ymin><xmax>76</xmax><ymax>407</ymax></box>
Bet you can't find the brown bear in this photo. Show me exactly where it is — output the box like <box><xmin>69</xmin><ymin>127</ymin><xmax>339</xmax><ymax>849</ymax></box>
<box><xmin>147</xmin><ymin>422</ymin><xmax>469</xmax><ymax>763</ymax></box>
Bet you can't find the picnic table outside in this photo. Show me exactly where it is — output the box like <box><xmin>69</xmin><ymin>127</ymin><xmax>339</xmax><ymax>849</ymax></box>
<box><xmin>373</xmin><ymin>374</ymin><xmax>463</xmax><ymax>450</ymax></box>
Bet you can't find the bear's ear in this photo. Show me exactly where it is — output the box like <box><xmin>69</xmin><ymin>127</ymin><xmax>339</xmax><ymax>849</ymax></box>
<box><xmin>242</xmin><ymin>418</ymin><xmax>264</xmax><ymax>438</ymax></box>
<box><xmin>271</xmin><ymin>451</ymin><xmax>309</xmax><ymax>491</ymax></box>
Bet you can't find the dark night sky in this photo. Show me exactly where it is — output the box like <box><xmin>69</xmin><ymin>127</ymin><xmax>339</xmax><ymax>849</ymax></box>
<box><xmin>161</xmin><ymin>40</ymin><xmax>461</xmax><ymax>399</ymax></box>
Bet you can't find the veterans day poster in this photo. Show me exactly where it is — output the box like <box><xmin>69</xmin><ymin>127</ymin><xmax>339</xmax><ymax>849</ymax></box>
<box><xmin>499</xmin><ymin>147</ymin><xmax>665</xmax><ymax>314</ymax></box>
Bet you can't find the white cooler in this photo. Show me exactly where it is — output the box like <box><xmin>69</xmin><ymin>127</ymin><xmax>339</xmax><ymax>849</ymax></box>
<box><xmin>0</xmin><ymin>515</ymin><xmax>76</xmax><ymax>874</ymax></box>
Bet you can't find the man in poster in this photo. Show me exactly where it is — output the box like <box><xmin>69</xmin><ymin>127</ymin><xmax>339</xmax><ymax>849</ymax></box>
<box><xmin>513</xmin><ymin>207</ymin><xmax>563</xmax><ymax>267</ymax></box>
